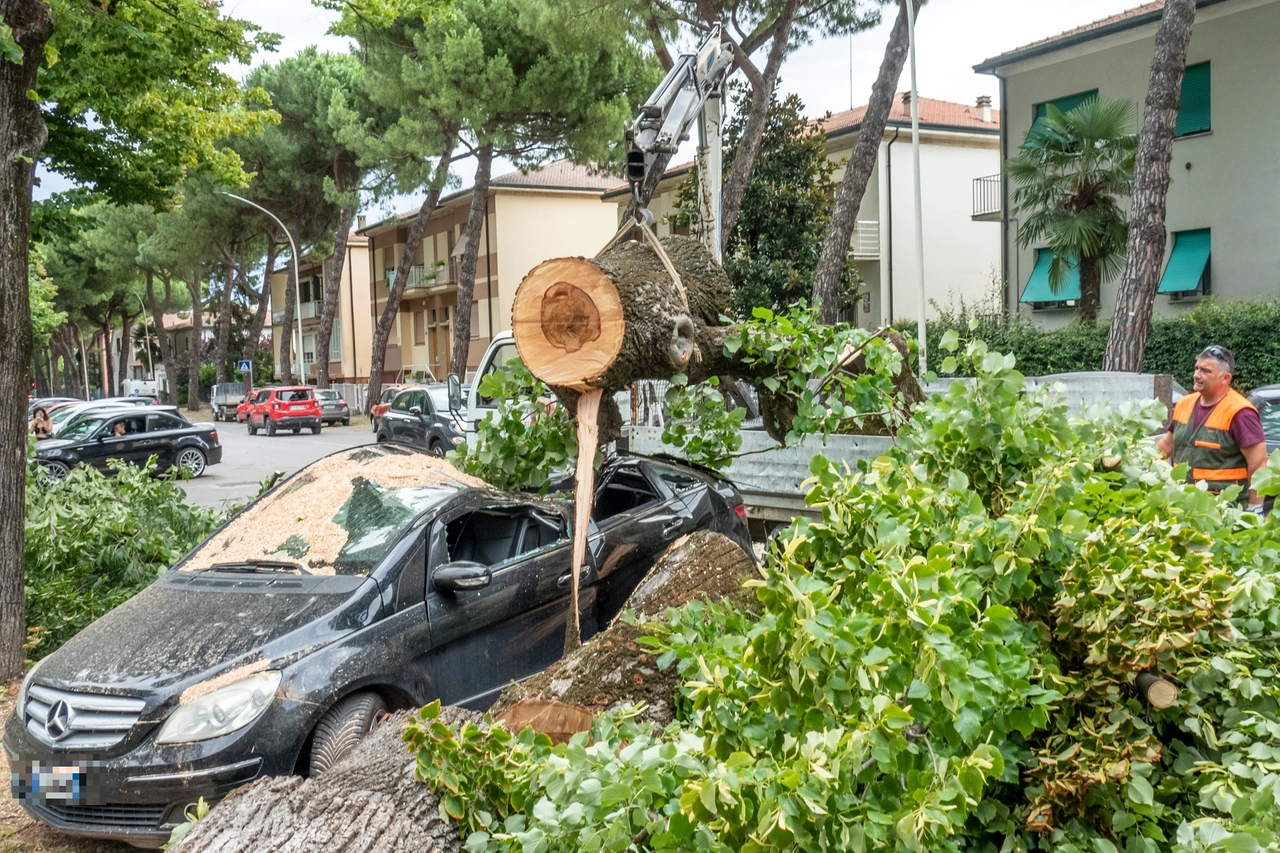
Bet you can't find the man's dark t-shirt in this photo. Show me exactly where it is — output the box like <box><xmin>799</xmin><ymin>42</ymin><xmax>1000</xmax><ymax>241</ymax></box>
<box><xmin>1167</xmin><ymin>397</ymin><xmax>1266</xmax><ymax>448</ymax></box>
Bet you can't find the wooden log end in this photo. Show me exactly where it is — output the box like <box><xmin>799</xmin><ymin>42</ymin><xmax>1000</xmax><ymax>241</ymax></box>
<box><xmin>494</xmin><ymin>699</ymin><xmax>594</xmax><ymax>745</ymax></box>
<box><xmin>1135</xmin><ymin>672</ymin><xmax>1179</xmax><ymax>709</ymax></box>
<box><xmin>513</xmin><ymin>257</ymin><xmax>624</xmax><ymax>388</ymax></box>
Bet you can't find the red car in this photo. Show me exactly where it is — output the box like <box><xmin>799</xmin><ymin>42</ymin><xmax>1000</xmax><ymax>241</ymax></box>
<box><xmin>234</xmin><ymin>392</ymin><xmax>257</xmax><ymax>423</ymax></box>
<box><xmin>245</xmin><ymin>386</ymin><xmax>322</xmax><ymax>436</ymax></box>
<box><xmin>370</xmin><ymin>384</ymin><xmax>409</xmax><ymax>433</ymax></box>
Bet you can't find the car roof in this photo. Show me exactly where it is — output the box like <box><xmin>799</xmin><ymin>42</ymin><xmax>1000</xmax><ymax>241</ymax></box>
<box><xmin>1250</xmin><ymin>384</ymin><xmax>1280</xmax><ymax>401</ymax></box>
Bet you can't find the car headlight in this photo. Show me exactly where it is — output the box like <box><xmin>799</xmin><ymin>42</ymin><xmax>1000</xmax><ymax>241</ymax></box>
<box><xmin>450</xmin><ymin>434</ymin><xmax>465</xmax><ymax>445</ymax></box>
<box><xmin>156</xmin><ymin>671</ymin><xmax>281</xmax><ymax>744</ymax></box>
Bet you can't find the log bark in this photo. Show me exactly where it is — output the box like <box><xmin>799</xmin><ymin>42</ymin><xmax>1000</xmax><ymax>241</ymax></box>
<box><xmin>812</xmin><ymin>0</ymin><xmax>921</xmax><ymax>324</ymax></box>
<box><xmin>0</xmin><ymin>0</ymin><xmax>53</xmax><ymax>681</ymax></box>
<box><xmin>1103</xmin><ymin>0</ymin><xmax>1197</xmax><ymax>371</ymax></box>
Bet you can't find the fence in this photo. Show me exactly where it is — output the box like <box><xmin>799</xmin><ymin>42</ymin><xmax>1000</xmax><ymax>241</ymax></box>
<box><xmin>972</xmin><ymin>174</ymin><xmax>1001</xmax><ymax>219</ymax></box>
<box><xmin>331</xmin><ymin>382</ymin><xmax>369</xmax><ymax>413</ymax></box>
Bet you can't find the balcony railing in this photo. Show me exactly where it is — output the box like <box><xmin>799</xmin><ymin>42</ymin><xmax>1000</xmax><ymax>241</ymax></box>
<box><xmin>300</xmin><ymin>300</ymin><xmax>321</xmax><ymax>320</ymax></box>
<box><xmin>973</xmin><ymin>174</ymin><xmax>1002</xmax><ymax>221</ymax></box>
<box><xmin>850</xmin><ymin>220</ymin><xmax>879</xmax><ymax>258</ymax></box>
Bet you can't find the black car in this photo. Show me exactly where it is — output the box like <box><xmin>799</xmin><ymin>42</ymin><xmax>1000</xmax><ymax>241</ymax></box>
<box><xmin>377</xmin><ymin>384</ymin><xmax>465</xmax><ymax>456</ymax></box>
<box><xmin>33</xmin><ymin>406</ymin><xmax>223</xmax><ymax>481</ymax></box>
<box><xmin>5</xmin><ymin>444</ymin><xmax>751</xmax><ymax>847</ymax></box>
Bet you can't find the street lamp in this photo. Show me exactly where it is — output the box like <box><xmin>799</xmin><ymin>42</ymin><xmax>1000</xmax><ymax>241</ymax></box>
<box><xmin>219</xmin><ymin>192</ymin><xmax>305</xmax><ymax>384</ymax></box>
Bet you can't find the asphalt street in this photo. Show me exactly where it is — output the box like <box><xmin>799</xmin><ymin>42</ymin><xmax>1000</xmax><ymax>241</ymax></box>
<box><xmin>177</xmin><ymin>420</ymin><xmax>375</xmax><ymax>509</ymax></box>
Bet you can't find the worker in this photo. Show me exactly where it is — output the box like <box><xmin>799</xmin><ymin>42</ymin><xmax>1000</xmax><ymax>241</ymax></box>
<box><xmin>1156</xmin><ymin>345</ymin><xmax>1268</xmax><ymax>512</ymax></box>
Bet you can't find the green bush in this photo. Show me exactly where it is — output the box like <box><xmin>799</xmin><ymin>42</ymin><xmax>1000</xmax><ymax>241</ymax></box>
<box><xmin>410</xmin><ymin>338</ymin><xmax>1280</xmax><ymax>853</ymax></box>
<box><xmin>911</xmin><ymin>297</ymin><xmax>1280</xmax><ymax>391</ymax></box>
<box><xmin>24</xmin><ymin>458</ymin><xmax>223</xmax><ymax>660</ymax></box>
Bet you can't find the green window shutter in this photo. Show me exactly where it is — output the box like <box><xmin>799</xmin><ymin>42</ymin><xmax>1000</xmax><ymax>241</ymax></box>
<box><xmin>1158</xmin><ymin>229</ymin><xmax>1211</xmax><ymax>293</ymax></box>
<box><xmin>1030</xmin><ymin>90</ymin><xmax>1099</xmax><ymax>139</ymax></box>
<box><xmin>1175</xmin><ymin>62</ymin><xmax>1211</xmax><ymax>136</ymax></box>
<box><xmin>1020</xmin><ymin>249</ymin><xmax>1082</xmax><ymax>303</ymax></box>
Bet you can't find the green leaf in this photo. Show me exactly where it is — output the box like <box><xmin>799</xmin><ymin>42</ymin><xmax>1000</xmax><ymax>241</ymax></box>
<box><xmin>1127</xmin><ymin>774</ymin><xmax>1154</xmax><ymax>807</ymax></box>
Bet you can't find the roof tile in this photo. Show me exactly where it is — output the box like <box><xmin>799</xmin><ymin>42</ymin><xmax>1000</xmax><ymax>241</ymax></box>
<box><xmin>978</xmin><ymin>1</ymin><xmax>1164</xmax><ymax>68</ymax></box>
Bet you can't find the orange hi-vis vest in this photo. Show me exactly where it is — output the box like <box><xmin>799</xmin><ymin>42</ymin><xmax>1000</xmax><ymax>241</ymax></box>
<box><xmin>1170</xmin><ymin>388</ymin><xmax>1258</xmax><ymax>490</ymax></box>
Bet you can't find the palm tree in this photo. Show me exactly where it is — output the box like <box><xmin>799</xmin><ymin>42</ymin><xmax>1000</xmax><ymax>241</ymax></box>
<box><xmin>1006</xmin><ymin>96</ymin><xmax>1138</xmax><ymax>323</ymax></box>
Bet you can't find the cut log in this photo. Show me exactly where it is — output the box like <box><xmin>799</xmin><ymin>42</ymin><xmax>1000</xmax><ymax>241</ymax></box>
<box><xmin>491</xmin><ymin>530</ymin><xmax>758</xmax><ymax>731</ymax></box>
<box><xmin>1135</xmin><ymin>672</ymin><xmax>1179</xmax><ymax>708</ymax></box>
<box><xmin>174</xmin><ymin>705</ymin><xmax>481</xmax><ymax>853</ymax></box>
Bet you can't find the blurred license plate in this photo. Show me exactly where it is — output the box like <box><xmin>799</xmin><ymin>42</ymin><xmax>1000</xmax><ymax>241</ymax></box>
<box><xmin>291</xmin><ymin>404</ymin><xmax>306</xmax><ymax>410</ymax></box>
<box><xmin>14</xmin><ymin>761</ymin><xmax>91</xmax><ymax>802</ymax></box>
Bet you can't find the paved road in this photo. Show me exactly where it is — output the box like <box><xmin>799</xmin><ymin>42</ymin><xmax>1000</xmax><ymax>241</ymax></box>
<box><xmin>178</xmin><ymin>420</ymin><xmax>375</xmax><ymax>509</ymax></box>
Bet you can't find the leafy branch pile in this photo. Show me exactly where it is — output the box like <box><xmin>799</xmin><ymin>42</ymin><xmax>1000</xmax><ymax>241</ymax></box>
<box><xmin>411</xmin><ymin>336</ymin><xmax>1280</xmax><ymax>853</ymax></box>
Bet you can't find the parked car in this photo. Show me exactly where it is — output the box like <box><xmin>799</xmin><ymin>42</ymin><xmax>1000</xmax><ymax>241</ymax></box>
<box><xmin>1250</xmin><ymin>384</ymin><xmax>1280</xmax><ymax>454</ymax></box>
<box><xmin>46</xmin><ymin>398</ymin><xmax>159</xmax><ymax>436</ymax></box>
<box><xmin>234</xmin><ymin>391</ymin><xmax>259</xmax><ymax>423</ymax></box>
<box><xmin>370</xmin><ymin>384</ymin><xmax>409</xmax><ymax>433</ymax></box>
<box><xmin>244</xmin><ymin>386</ymin><xmax>322</xmax><ymax>436</ymax></box>
<box><xmin>5</xmin><ymin>444</ymin><xmax>751</xmax><ymax>846</ymax></box>
<box><xmin>316</xmin><ymin>388</ymin><xmax>351</xmax><ymax>426</ymax></box>
<box><xmin>376</xmin><ymin>384</ymin><xmax>464</xmax><ymax>455</ymax></box>
<box><xmin>33</xmin><ymin>406</ymin><xmax>222</xmax><ymax>481</ymax></box>
<box><xmin>27</xmin><ymin>396</ymin><xmax>79</xmax><ymax>418</ymax></box>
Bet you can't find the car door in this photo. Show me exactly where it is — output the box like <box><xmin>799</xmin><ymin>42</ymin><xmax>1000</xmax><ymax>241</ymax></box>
<box><xmin>250</xmin><ymin>389</ymin><xmax>271</xmax><ymax>426</ymax></box>
<box><xmin>407</xmin><ymin>390</ymin><xmax>430</xmax><ymax>447</ymax></box>
<box><xmin>78</xmin><ymin>415</ymin><xmax>150</xmax><ymax>472</ymax></box>
<box><xmin>141</xmin><ymin>412</ymin><xmax>187</xmax><ymax>469</ymax></box>
<box><xmin>384</xmin><ymin>390</ymin><xmax>412</xmax><ymax>442</ymax></box>
<box><xmin>589</xmin><ymin>460</ymin><xmax>688</xmax><ymax>626</ymax></box>
<box><xmin>423</xmin><ymin>497</ymin><xmax>590</xmax><ymax>709</ymax></box>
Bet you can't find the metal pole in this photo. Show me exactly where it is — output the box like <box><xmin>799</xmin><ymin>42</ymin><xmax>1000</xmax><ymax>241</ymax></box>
<box><xmin>905</xmin><ymin>0</ymin><xmax>927</xmax><ymax>375</ymax></box>
<box><xmin>219</xmin><ymin>192</ymin><xmax>303</xmax><ymax>385</ymax></box>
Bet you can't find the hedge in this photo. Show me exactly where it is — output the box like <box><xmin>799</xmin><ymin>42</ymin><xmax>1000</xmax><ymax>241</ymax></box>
<box><xmin>904</xmin><ymin>298</ymin><xmax>1280</xmax><ymax>393</ymax></box>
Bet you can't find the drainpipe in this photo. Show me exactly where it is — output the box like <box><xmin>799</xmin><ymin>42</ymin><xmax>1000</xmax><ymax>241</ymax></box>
<box><xmin>885</xmin><ymin>128</ymin><xmax>900</xmax><ymax>323</ymax></box>
<box><xmin>999</xmin><ymin>74</ymin><xmax>1011</xmax><ymax>318</ymax></box>
<box><xmin>347</xmin><ymin>243</ymin><xmax>357</xmax><ymax>385</ymax></box>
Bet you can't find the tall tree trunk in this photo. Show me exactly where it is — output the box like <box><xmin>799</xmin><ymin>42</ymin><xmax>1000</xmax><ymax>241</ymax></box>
<box><xmin>32</xmin><ymin>349</ymin><xmax>49</xmax><ymax>397</ymax></box>
<box><xmin>242</xmin><ymin>236</ymin><xmax>278</xmax><ymax>364</ymax></box>
<box><xmin>812</xmin><ymin>0</ymin><xmax>920</xmax><ymax>324</ymax></box>
<box><xmin>145</xmin><ymin>272</ymin><xmax>176</xmax><ymax>399</ymax></box>
<box><xmin>0</xmin><ymin>0</ymin><xmax>50</xmax><ymax>680</ymax></box>
<box><xmin>366</xmin><ymin>134</ymin><xmax>458</xmax><ymax>412</ymax></box>
<box><xmin>718</xmin><ymin>0</ymin><xmax>803</xmax><ymax>249</ymax></box>
<box><xmin>317</xmin><ymin>206</ymin><xmax>355</xmax><ymax>389</ymax></box>
<box><xmin>184</xmin><ymin>279</ymin><xmax>204</xmax><ymax>411</ymax></box>
<box><xmin>117</xmin><ymin>307</ymin><xmax>138</xmax><ymax>392</ymax></box>
<box><xmin>1103</xmin><ymin>0</ymin><xmax>1197</xmax><ymax>371</ymax></box>
<box><xmin>278</xmin><ymin>263</ymin><xmax>298</xmax><ymax>385</ymax></box>
<box><xmin>451</xmin><ymin>144</ymin><xmax>492</xmax><ymax>378</ymax></box>
<box><xmin>1079</xmin><ymin>255</ymin><xmax>1101</xmax><ymax>324</ymax></box>
<box><xmin>214</xmin><ymin>252</ymin><xmax>237</xmax><ymax>385</ymax></box>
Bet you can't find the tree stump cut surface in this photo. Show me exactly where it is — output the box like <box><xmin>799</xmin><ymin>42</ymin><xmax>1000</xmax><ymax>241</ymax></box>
<box><xmin>512</xmin><ymin>257</ymin><xmax>624</xmax><ymax>390</ymax></box>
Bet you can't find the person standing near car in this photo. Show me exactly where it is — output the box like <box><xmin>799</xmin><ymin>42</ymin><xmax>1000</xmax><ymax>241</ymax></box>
<box><xmin>1157</xmin><ymin>345</ymin><xmax>1268</xmax><ymax>512</ymax></box>
<box><xmin>30</xmin><ymin>407</ymin><xmax>53</xmax><ymax>440</ymax></box>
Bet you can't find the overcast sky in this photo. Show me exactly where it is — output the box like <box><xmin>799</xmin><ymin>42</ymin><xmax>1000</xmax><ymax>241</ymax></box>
<box><xmin>38</xmin><ymin>0</ymin><xmax>1145</xmax><ymax>212</ymax></box>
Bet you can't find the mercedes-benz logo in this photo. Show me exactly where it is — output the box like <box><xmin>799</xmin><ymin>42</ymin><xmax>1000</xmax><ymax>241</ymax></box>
<box><xmin>44</xmin><ymin>699</ymin><xmax>74</xmax><ymax>741</ymax></box>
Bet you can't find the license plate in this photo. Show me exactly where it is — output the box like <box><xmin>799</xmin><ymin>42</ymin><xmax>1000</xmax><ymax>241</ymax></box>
<box><xmin>13</xmin><ymin>761</ymin><xmax>93</xmax><ymax>803</ymax></box>
<box><xmin>291</xmin><ymin>404</ymin><xmax>306</xmax><ymax>410</ymax></box>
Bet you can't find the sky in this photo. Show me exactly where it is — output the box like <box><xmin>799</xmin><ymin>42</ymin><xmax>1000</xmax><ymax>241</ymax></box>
<box><xmin>37</xmin><ymin>0</ymin><xmax>1145</xmax><ymax>212</ymax></box>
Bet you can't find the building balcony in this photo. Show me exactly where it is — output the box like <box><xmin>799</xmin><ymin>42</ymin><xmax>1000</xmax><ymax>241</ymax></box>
<box><xmin>849</xmin><ymin>220</ymin><xmax>880</xmax><ymax>259</ymax></box>
<box><xmin>972</xmin><ymin>174</ymin><xmax>1002</xmax><ymax>221</ymax></box>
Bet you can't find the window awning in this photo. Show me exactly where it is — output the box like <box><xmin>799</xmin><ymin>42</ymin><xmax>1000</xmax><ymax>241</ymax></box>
<box><xmin>1019</xmin><ymin>249</ymin><xmax>1081</xmax><ymax>303</ymax></box>
<box><xmin>1158</xmin><ymin>229</ymin><xmax>1211</xmax><ymax>293</ymax></box>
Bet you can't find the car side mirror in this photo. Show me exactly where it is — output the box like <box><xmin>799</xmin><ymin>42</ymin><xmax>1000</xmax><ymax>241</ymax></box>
<box><xmin>434</xmin><ymin>560</ymin><xmax>491</xmax><ymax>592</ymax></box>
<box><xmin>447</xmin><ymin>373</ymin><xmax>463</xmax><ymax>414</ymax></box>
<box><xmin>409</xmin><ymin>405</ymin><xmax>423</xmax><ymax>417</ymax></box>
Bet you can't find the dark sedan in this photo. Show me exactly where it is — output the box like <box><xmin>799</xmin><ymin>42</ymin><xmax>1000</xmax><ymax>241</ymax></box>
<box><xmin>377</xmin><ymin>384</ymin><xmax>465</xmax><ymax>455</ymax></box>
<box><xmin>5</xmin><ymin>444</ymin><xmax>751</xmax><ymax>847</ymax></box>
<box><xmin>33</xmin><ymin>407</ymin><xmax>223</xmax><ymax>481</ymax></box>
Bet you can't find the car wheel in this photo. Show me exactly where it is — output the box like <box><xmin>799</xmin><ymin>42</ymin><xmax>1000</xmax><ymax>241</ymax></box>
<box><xmin>266</xmin><ymin>417</ymin><xmax>276</xmax><ymax>437</ymax></box>
<box><xmin>311</xmin><ymin>425</ymin><xmax>321</xmax><ymax>435</ymax></box>
<box><xmin>428</xmin><ymin>440</ymin><xmax>445</xmax><ymax>458</ymax></box>
<box><xmin>247</xmin><ymin>419</ymin><xmax>257</xmax><ymax>436</ymax></box>
<box><xmin>371</xmin><ymin>418</ymin><xmax>378</xmax><ymax>434</ymax></box>
<box><xmin>307</xmin><ymin>692</ymin><xmax>388</xmax><ymax>777</ymax></box>
<box><xmin>176</xmin><ymin>447</ymin><xmax>207</xmax><ymax>478</ymax></box>
<box><xmin>292</xmin><ymin>426</ymin><xmax>301</xmax><ymax>434</ymax></box>
<box><xmin>343</xmin><ymin>418</ymin><xmax>350</xmax><ymax>427</ymax></box>
<box><xmin>40</xmin><ymin>461</ymin><xmax>71</xmax><ymax>483</ymax></box>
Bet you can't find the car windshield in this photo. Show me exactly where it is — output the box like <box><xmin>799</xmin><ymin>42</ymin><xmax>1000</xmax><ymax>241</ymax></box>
<box><xmin>1259</xmin><ymin>401</ymin><xmax>1280</xmax><ymax>441</ymax></box>
<box><xmin>58</xmin><ymin>415</ymin><xmax>109</xmax><ymax>441</ymax></box>
<box><xmin>380</xmin><ymin>388</ymin><xmax>398</xmax><ymax>405</ymax></box>
<box><xmin>278</xmin><ymin>389</ymin><xmax>313</xmax><ymax>402</ymax></box>
<box><xmin>181</xmin><ymin>447</ymin><xmax>487</xmax><ymax>576</ymax></box>
<box><xmin>317</xmin><ymin>390</ymin><xmax>339</xmax><ymax>401</ymax></box>
<box><xmin>427</xmin><ymin>387</ymin><xmax>451</xmax><ymax>412</ymax></box>
<box><xmin>50</xmin><ymin>406</ymin><xmax>92</xmax><ymax>427</ymax></box>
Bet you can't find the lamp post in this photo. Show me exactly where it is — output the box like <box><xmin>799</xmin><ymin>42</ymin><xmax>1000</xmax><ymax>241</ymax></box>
<box><xmin>219</xmin><ymin>192</ymin><xmax>305</xmax><ymax>384</ymax></box>
<box><xmin>905</xmin><ymin>0</ymin><xmax>927</xmax><ymax>375</ymax></box>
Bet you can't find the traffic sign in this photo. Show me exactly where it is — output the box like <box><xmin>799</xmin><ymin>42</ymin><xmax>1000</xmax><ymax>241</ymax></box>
<box><xmin>237</xmin><ymin>359</ymin><xmax>252</xmax><ymax>374</ymax></box>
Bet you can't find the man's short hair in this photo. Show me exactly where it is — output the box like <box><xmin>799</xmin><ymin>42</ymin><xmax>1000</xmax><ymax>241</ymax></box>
<box><xmin>1198</xmin><ymin>345</ymin><xmax>1235</xmax><ymax>373</ymax></box>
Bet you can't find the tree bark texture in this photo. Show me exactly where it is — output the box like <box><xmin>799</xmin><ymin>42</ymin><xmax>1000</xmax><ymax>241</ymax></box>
<box><xmin>0</xmin><ymin>0</ymin><xmax>53</xmax><ymax>680</ymax></box>
<box><xmin>116</xmin><ymin>306</ymin><xmax>138</xmax><ymax>392</ymax></box>
<box><xmin>146</xmin><ymin>273</ymin><xmax>176</xmax><ymax>399</ymax></box>
<box><xmin>1079</xmin><ymin>255</ymin><xmax>1101</xmax><ymax>325</ymax></box>
<box><xmin>812</xmin><ymin>0</ymin><xmax>920</xmax><ymax>324</ymax></box>
<box><xmin>316</xmin><ymin>205</ymin><xmax>354</xmax><ymax>389</ymax></box>
<box><xmin>451</xmin><ymin>144</ymin><xmax>492</xmax><ymax>378</ymax></box>
<box><xmin>184</xmin><ymin>279</ymin><xmax>204</xmax><ymax>410</ymax></box>
<box><xmin>365</xmin><ymin>135</ymin><xmax>457</xmax><ymax>412</ymax></box>
<box><xmin>718</xmin><ymin>0</ymin><xmax>803</xmax><ymax>250</ymax></box>
<box><xmin>242</xmin><ymin>236</ymin><xmax>278</xmax><ymax>364</ymax></box>
<box><xmin>522</xmin><ymin>235</ymin><xmax>922</xmax><ymax>444</ymax></box>
<box><xmin>278</xmin><ymin>263</ymin><xmax>297</xmax><ymax>386</ymax></box>
<box><xmin>1103</xmin><ymin>0</ymin><xmax>1197</xmax><ymax>371</ymax></box>
<box><xmin>174</xmin><ymin>706</ymin><xmax>480</xmax><ymax>853</ymax></box>
<box><xmin>214</xmin><ymin>259</ymin><xmax>236</xmax><ymax>385</ymax></box>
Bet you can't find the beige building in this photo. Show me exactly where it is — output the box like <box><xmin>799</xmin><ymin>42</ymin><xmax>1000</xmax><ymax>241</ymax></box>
<box><xmin>604</xmin><ymin>95</ymin><xmax>1003</xmax><ymax>329</ymax></box>
<box><xmin>357</xmin><ymin>161</ymin><xmax>620</xmax><ymax>382</ymax></box>
<box><xmin>269</xmin><ymin>233</ymin><xmax>374</xmax><ymax>385</ymax></box>
<box><xmin>976</xmin><ymin>0</ymin><xmax>1280</xmax><ymax>327</ymax></box>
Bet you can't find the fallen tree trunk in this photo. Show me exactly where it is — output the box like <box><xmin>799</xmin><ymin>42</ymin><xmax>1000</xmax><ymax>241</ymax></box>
<box><xmin>513</xmin><ymin>235</ymin><xmax>923</xmax><ymax>444</ymax></box>
<box><xmin>178</xmin><ymin>532</ymin><xmax>756</xmax><ymax>852</ymax></box>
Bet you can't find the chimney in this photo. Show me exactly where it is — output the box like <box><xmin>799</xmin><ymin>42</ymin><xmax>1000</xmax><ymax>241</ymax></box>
<box><xmin>357</xmin><ymin>214</ymin><xmax>367</xmax><ymax>231</ymax></box>
<box><xmin>901</xmin><ymin>91</ymin><xmax>912</xmax><ymax>110</ymax></box>
<box><xmin>976</xmin><ymin>94</ymin><xmax>992</xmax><ymax>123</ymax></box>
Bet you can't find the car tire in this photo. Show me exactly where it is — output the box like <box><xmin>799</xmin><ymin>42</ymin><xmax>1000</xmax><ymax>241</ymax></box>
<box><xmin>307</xmin><ymin>692</ymin><xmax>388</xmax><ymax>777</ymax></box>
<box><xmin>311</xmin><ymin>425</ymin><xmax>321</xmax><ymax>435</ymax></box>
<box><xmin>247</xmin><ymin>419</ymin><xmax>257</xmax><ymax>436</ymax></box>
<box><xmin>343</xmin><ymin>418</ymin><xmax>350</xmax><ymax>427</ymax></box>
<box><xmin>175</xmin><ymin>447</ymin><xmax>207</xmax><ymax>478</ymax></box>
<box><xmin>265</xmin><ymin>417</ymin><xmax>276</xmax><ymax>437</ymax></box>
<box><xmin>40</xmin><ymin>461</ymin><xmax>71</xmax><ymax>483</ymax></box>
<box><xmin>428</xmin><ymin>440</ymin><xmax>445</xmax><ymax>458</ymax></box>
<box><xmin>292</xmin><ymin>426</ymin><xmax>301</xmax><ymax>434</ymax></box>
<box><xmin>371</xmin><ymin>418</ymin><xmax>378</xmax><ymax>434</ymax></box>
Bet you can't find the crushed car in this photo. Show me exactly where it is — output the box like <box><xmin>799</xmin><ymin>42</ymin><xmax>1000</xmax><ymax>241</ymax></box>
<box><xmin>5</xmin><ymin>443</ymin><xmax>752</xmax><ymax>847</ymax></box>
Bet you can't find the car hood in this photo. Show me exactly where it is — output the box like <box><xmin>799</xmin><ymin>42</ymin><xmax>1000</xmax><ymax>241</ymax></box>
<box><xmin>32</xmin><ymin>572</ymin><xmax>380</xmax><ymax>698</ymax></box>
<box><xmin>35</xmin><ymin>438</ymin><xmax>77</xmax><ymax>452</ymax></box>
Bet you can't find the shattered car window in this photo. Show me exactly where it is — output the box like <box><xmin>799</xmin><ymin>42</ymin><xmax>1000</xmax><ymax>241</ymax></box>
<box><xmin>182</xmin><ymin>448</ymin><xmax>487</xmax><ymax>576</ymax></box>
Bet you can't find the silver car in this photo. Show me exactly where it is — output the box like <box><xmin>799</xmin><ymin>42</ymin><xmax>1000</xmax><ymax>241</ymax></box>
<box><xmin>315</xmin><ymin>389</ymin><xmax>351</xmax><ymax>426</ymax></box>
